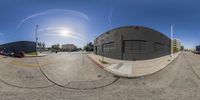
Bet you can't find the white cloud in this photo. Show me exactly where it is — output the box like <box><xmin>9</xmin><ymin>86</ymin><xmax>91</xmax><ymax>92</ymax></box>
<box><xmin>17</xmin><ymin>9</ymin><xmax>90</xmax><ymax>29</ymax></box>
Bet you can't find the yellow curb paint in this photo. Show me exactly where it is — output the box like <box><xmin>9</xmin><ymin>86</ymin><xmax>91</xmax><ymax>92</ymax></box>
<box><xmin>9</xmin><ymin>61</ymin><xmax>38</xmax><ymax>67</ymax></box>
<box><xmin>1</xmin><ymin>60</ymin><xmax>56</xmax><ymax>68</ymax></box>
<box><xmin>0</xmin><ymin>57</ymin><xmax>59</xmax><ymax>68</ymax></box>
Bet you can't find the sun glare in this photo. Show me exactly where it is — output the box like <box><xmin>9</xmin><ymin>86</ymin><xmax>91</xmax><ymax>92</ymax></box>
<box><xmin>59</xmin><ymin>29</ymin><xmax>71</xmax><ymax>37</ymax></box>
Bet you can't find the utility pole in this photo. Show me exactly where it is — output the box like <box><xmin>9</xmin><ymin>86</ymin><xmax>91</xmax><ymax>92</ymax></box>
<box><xmin>170</xmin><ymin>24</ymin><xmax>174</xmax><ymax>57</ymax></box>
<box><xmin>36</xmin><ymin>25</ymin><xmax>39</xmax><ymax>56</ymax></box>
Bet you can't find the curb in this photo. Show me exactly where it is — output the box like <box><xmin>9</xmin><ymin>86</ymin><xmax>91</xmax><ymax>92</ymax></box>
<box><xmin>86</xmin><ymin>54</ymin><xmax>105</xmax><ymax>69</ymax></box>
<box><xmin>87</xmin><ymin>52</ymin><xmax>181</xmax><ymax>78</ymax></box>
<box><xmin>25</xmin><ymin>55</ymin><xmax>47</xmax><ymax>57</ymax></box>
<box><xmin>132</xmin><ymin>52</ymin><xmax>181</xmax><ymax>78</ymax></box>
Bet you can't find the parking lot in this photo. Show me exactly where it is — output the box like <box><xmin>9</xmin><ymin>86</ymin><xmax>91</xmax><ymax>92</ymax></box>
<box><xmin>0</xmin><ymin>51</ymin><xmax>200</xmax><ymax>100</ymax></box>
<box><xmin>0</xmin><ymin>52</ymin><xmax>118</xmax><ymax>89</ymax></box>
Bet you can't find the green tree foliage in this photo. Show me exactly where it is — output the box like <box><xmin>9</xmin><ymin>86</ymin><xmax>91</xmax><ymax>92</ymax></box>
<box><xmin>51</xmin><ymin>44</ymin><xmax>60</xmax><ymax>51</ymax></box>
<box><xmin>84</xmin><ymin>42</ymin><xmax>94</xmax><ymax>51</ymax></box>
<box><xmin>173</xmin><ymin>47</ymin><xmax>179</xmax><ymax>53</ymax></box>
<box><xmin>181</xmin><ymin>46</ymin><xmax>184</xmax><ymax>51</ymax></box>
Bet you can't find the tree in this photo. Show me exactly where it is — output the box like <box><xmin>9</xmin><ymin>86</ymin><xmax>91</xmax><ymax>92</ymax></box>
<box><xmin>51</xmin><ymin>44</ymin><xmax>60</xmax><ymax>51</ymax></box>
<box><xmin>84</xmin><ymin>42</ymin><xmax>94</xmax><ymax>51</ymax></box>
<box><xmin>181</xmin><ymin>46</ymin><xmax>184</xmax><ymax>51</ymax></box>
<box><xmin>173</xmin><ymin>47</ymin><xmax>178</xmax><ymax>53</ymax></box>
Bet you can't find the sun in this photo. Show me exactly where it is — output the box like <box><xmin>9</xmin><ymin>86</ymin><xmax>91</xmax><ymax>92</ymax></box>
<box><xmin>59</xmin><ymin>29</ymin><xmax>71</xmax><ymax>37</ymax></box>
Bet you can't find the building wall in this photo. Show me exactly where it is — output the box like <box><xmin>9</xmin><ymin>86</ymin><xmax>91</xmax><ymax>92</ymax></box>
<box><xmin>94</xmin><ymin>26</ymin><xmax>171</xmax><ymax>60</ymax></box>
<box><xmin>196</xmin><ymin>45</ymin><xmax>200</xmax><ymax>52</ymax></box>
<box><xmin>62</xmin><ymin>44</ymin><xmax>77</xmax><ymax>51</ymax></box>
<box><xmin>0</xmin><ymin>41</ymin><xmax>36</xmax><ymax>53</ymax></box>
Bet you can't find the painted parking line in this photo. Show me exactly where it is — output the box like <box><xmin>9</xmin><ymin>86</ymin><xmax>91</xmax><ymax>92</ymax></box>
<box><xmin>0</xmin><ymin>56</ymin><xmax>6</xmax><ymax>60</ymax></box>
<box><xmin>0</xmin><ymin>58</ymin><xmax>58</xmax><ymax>68</ymax></box>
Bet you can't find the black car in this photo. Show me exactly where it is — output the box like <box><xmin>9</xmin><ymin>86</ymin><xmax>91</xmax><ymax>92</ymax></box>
<box><xmin>13</xmin><ymin>51</ymin><xmax>25</xmax><ymax>58</ymax></box>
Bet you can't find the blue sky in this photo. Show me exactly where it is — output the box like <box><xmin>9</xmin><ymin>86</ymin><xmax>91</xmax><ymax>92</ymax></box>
<box><xmin>0</xmin><ymin>0</ymin><xmax>200</xmax><ymax>48</ymax></box>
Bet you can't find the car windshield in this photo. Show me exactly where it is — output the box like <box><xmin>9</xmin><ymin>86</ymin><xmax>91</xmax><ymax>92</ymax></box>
<box><xmin>0</xmin><ymin>0</ymin><xmax>200</xmax><ymax>100</ymax></box>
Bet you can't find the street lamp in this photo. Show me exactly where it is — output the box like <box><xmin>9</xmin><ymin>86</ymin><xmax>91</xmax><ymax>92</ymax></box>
<box><xmin>170</xmin><ymin>24</ymin><xmax>174</xmax><ymax>57</ymax></box>
<box><xmin>36</xmin><ymin>25</ymin><xmax>39</xmax><ymax>56</ymax></box>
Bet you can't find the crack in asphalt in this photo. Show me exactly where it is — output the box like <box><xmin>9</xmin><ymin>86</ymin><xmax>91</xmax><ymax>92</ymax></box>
<box><xmin>1</xmin><ymin>52</ymin><xmax>198</xmax><ymax>91</ymax></box>
<box><xmin>35</xmin><ymin>53</ymin><xmax>119</xmax><ymax>90</ymax></box>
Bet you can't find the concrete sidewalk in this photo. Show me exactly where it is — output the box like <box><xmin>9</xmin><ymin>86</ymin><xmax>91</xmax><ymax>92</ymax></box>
<box><xmin>87</xmin><ymin>52</ymin><xmax>180</xmax><ymax>78</ymax></box>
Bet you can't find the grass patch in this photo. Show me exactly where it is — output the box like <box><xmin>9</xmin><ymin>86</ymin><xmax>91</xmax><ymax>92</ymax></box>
<box><xmin>99</xmin><ymin>60</ymin><xmax>109</xmax><ymax>64</ymax></box>
<box><xmin>26</xmin><ymin>52</ymin><xmax>38</xmax><ymax>56</ymax></box>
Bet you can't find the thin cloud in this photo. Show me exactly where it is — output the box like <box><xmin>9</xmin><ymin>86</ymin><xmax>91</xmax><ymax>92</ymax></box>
<box><xmin>108</xmin><ymin>8</ymin><xmax>113</xmax><ymax>27</ymax></box>
<box><xmin>38</xmin><ymin>27</ymin><xmax>87</xmax><ymax>42</ymax></box>
<box><xmin>17</xmin><ymin>9</ymin><xmax>90</xmax><ymax>29</ymax></box>
<box><xmin>38</xmin><ymin>27</ymin><xmax>67</xmax><ymax>32</ymax></box>
<box><xmin>46</xmin><ymin>33</ymin><xmax>85</xmax><ymax>42</ymax></box>
<box><xmin>0</xmin><ymin>32</ymin><xmax>4</xmax><ymax>36</ymax></box>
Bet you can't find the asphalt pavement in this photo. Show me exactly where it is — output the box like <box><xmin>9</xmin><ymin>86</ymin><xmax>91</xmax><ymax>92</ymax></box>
<box><xmin>0</xmin><ymin>51</ymin><xmax>200</xmax><ymax>100</ymax></box>
<box><xmin>37</xmin><ymin>52</ymin><xmax>118</xmax><ymax>89</ymax></box>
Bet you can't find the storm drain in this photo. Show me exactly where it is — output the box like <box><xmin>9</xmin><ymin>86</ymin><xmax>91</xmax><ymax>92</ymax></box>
<box><xmin>114</xmin><ymin>63</ymin><xmax>123</xmax><ymax>70</ymax></box>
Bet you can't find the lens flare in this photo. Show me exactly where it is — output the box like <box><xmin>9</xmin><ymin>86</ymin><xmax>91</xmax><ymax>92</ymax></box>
<box><xmin>59</xmin><ymin>29</ymin><xmax>71</xmax><ymax>37</ymax></box>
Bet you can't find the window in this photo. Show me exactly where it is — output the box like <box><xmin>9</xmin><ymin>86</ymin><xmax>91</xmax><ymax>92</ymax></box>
<box><xmin>154</xmin><ymin>42</ymin><xmax>165</xmax><ymax>52</ymax></box>
<box><xmin>96</xmin><ymin>45</ymin><xmax>101</xmax><ymax>52</ymax></box>
<box><xmin>124</xmin><ymin>41</ymin><xmax>132</xmax><ymax>53</ymax></box>
<box><xmin>102</xmin><ymin>42</ymin><xmax>115</xmax><ymax>53</ymax></box>
<box><xmin>196</xmin><ymin>46</ymin><xmax>200</xmax><ymax>51</ymax></box>
<box><xmin>124</xmin><ymin>40</ymin><xmax>147</xmax><ymax>53</ymax></box>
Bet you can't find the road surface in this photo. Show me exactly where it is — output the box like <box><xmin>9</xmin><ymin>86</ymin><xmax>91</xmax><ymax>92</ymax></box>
<box><xmin>0</xmin><ymin>51</ymin><xmax>200</xmax><ymax>100</ymax></box>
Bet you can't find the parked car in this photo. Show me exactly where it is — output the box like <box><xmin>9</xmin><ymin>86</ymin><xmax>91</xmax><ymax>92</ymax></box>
<box><xmin>13</xmin><ymin>51</ymin><xmax>25</xmax><ymax>58</ymax></box>
<box><xmin>3</xmin><ymin>51</ymin><xmax>12</xmax><ymax>56</ymax></box>
<box><xmin>0</xmin><ymin>51</ymin><xmax>4</xmax><ymax>55</ymax></box>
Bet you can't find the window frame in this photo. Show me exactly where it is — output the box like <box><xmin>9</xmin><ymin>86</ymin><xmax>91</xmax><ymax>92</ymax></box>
<box><xmin>102</xmin><ymin>42</ymin><xmax>116</xmax><ymax>53</ymax></box>
<box><xmin>123</xmin><ymin>40</ymin><xmax>147</xmax><ymax>54</ymax></box>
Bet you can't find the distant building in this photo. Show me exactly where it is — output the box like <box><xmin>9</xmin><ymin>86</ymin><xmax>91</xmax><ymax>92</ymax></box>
<box><xmin>0</xmin><ymin>41</ymin><xmax>36</xmax><ymax>53</ymax></box>
<box><xmin>62</xmin><ymin>44</ymin><xmax>77</xmax><ymax>51</ymax></box>
<box><xmin>94</xmin><ymin>26</ymin><xmax>171</xmax><ymax>61</ymax></box>
<box><xmin>173</xmin><ymin>39</ymin><xmax>181</xmax><ymax>51</ymax></box>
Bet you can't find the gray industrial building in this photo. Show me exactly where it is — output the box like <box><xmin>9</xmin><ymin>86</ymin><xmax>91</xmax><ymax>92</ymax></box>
<box><xmin>94</xmin><ymin>26</ymin><xmax>171</xmax><ymax>60</ymax></box>
<box><xmin>0</xmin><ymin>41</ymin><xmax>36</xmax><ymax>53</ymax></box>
<box><xmin>196</xmin><ymin>45</ymin><xmax>200</xmax><ymax>53</ymax></box>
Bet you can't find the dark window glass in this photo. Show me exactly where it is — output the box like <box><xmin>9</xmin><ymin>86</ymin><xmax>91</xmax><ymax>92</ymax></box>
<box><xmin>124</xmin><ymin>41</ymin><xmax>132</xmax><ymax>53</ymax></box>
<box><xmin>96</xmin><ymin>45</ymin><xmax>101</xmax><ymax>53</ymax></box>
<box><xmin>154</xmin><ymin>42</ymin><xmax>165</xmax><ymax>52</ymax></box>
<box><xmin>124</xmin><ymin>40</ymin><xmax>147</xmax><ymax>53</ymax></box>
<box><xmin>102</xmin><ymin>42</ymin><xmax>115</xmax><ymax>53</ymax></box>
